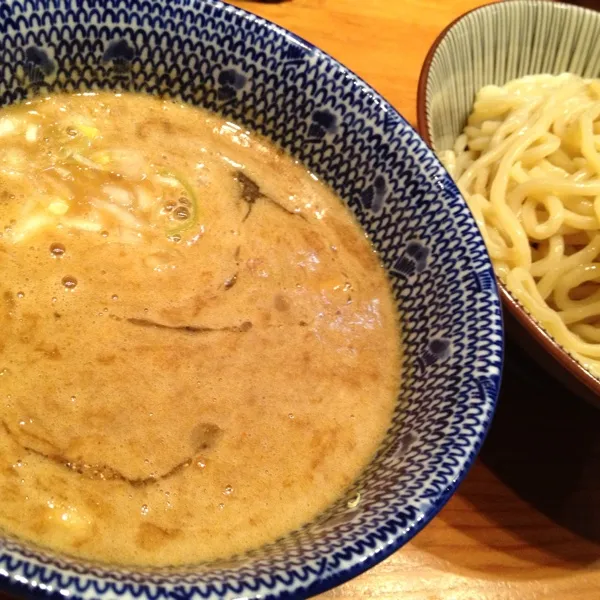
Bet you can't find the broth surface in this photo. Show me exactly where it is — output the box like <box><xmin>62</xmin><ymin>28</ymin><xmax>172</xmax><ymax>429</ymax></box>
<box><xmin>0</xmin><ymin>92</ymin><xmax>400</xmax><ymax>566</ymax></box>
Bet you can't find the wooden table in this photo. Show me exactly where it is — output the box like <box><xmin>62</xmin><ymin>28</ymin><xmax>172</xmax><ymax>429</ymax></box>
<box><xmin>227</xmin><ymin>1</ymin><xmax>600</xmax><ymax>599</ymax></box>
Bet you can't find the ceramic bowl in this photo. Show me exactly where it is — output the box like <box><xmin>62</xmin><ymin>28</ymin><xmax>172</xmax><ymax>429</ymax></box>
<box><xmin>417</xmin><ymin>0</ymin><xmax>600</xmax><ymax>407</ymax></box>
<box><xmin>0</xmin><ymin>1</ymin><xmax>503</xmax><ymax>598</ymax></box>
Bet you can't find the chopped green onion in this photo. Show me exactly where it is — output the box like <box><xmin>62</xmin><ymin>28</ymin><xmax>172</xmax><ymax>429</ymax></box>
<box><xmin>158</xmin><ymin>171</ymin><xmax>199</xmax><ymax>237</ymax></box>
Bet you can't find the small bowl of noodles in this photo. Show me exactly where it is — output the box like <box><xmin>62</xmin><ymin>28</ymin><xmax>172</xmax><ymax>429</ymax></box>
<box><xmin>417</xmin><ymin>0</ymin><xmax>600</xmax><ymax>406</ymax></box>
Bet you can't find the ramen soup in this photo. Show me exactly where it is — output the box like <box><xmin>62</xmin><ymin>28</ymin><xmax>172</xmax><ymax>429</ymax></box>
<box><xmin>0</xmin><ymin>92</ymin><xmax>400</xmax><ymax>567</ymax></box>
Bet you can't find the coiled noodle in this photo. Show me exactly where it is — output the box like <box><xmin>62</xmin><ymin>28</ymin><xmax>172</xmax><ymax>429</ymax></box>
<box><xmin>442</xmin><ymin>74</ymin><xmax>600</xmax><ymax>378</ymax></box>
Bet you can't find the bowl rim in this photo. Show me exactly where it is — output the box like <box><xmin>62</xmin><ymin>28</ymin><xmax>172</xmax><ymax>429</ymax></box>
<box><xmin>415</xmin><ymin>0</ymin><xmax>600</xmax><ymax>402</ymax></box>
<box><xmin>0</xmin><ymin>1</ymin><xmax>503</xmax><ymax>598</ymax></box>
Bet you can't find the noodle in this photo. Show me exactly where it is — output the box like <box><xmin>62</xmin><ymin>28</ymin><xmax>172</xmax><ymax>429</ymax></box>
<box><xmin>441</xmin><ymin>73</ymin><xmax>600</xmax><ymax>378</ymax></box>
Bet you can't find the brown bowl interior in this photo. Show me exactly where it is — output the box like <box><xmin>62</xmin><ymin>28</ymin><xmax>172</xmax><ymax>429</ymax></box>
<box><xmin>416</xmin><ymin>6</ymin><xmax>600</xmax><ymax>408</ymax></box>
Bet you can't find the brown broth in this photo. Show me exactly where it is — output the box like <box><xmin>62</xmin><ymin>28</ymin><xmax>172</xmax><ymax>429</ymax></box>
<box><xmin>0</xmin><ymin>92</ymin><xmax>400</xmax><ymax>566</ymax></box>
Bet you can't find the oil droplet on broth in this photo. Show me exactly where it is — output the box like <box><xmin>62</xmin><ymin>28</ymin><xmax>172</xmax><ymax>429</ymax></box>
<box><xmin>50</xmin><ymin>243</ymin><xmax>66</xmax><ymax>258</ymax></box>
<box><xmin>111</xmin><ymin>294</ymin><xmax>118</xmax><ymax>301</ymax></box>
<box><xmin>62</xmin><ymin>276</ymin><xmax>77</xmax><ymax>290</ymax></box>
<box><xmin>224</xmin><ymin>485</ymin><xmax>233</xmax><ymax>496</ymax></box>
<box><xmin>16</xmin><ymin>291</ymin><xmax>24</xmax><ymax>298</ymax></box>
<box><xmin>140</xmin><ymin>504</ymin><xmax>149</xmax><ymax>516</ymax></box>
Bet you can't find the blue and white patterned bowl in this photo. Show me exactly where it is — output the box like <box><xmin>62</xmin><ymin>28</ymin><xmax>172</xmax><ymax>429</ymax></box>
<box><xmin>0</xmin><ymin>1</ymin><xmax>503</xmax><ymax>598</ymax></box>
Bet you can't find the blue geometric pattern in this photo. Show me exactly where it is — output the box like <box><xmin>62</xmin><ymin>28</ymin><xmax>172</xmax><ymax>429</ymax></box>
<box><xmin>0</xmin><ymin>1</ymin><xmax>504</xmax><ymax>599</ymax></box>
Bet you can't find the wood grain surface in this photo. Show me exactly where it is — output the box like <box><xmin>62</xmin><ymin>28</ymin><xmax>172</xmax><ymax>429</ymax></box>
<box><xmin>226</xmin><ymin>1</ymin><xmax>600</xmax><ymax>599</ymax></box>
